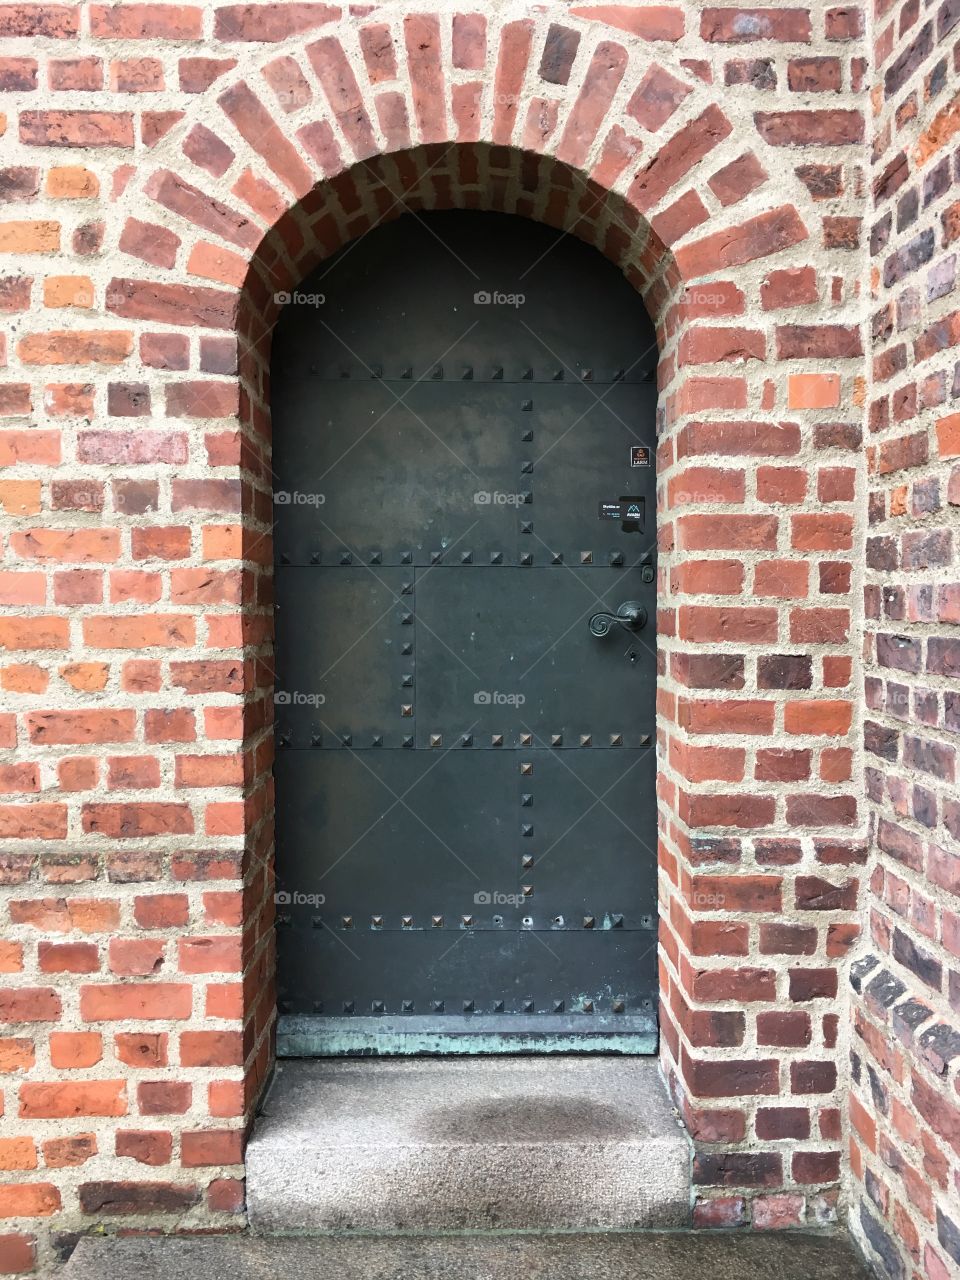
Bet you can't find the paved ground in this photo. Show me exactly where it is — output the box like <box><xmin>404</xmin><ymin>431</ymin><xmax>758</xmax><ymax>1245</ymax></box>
<box><xmin>64</xmin><ymin>1229</ymin><xmax>873</xmax><ymax>1279</ymax></box>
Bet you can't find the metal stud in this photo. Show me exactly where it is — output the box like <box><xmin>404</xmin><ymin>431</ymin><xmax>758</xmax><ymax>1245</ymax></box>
<box><xmin>400</xmin><ymin>611</ymin><xmax>413</xmax><ymax>625</ymax></box>
<box><xmin>551</xmin><ymin>553</ymin><xmax>563</xmax><ymax>565</ymax></box>
<box><xmin>313</xmin><ymin>1000</ymin><xmax>324</xmax><ymax>1013</ymax></box>
<box><xmin>463</xmin><ymin>999</ymin><xmax>474</xmax><ymax>1012</ymax></box>
<box><xmin>609</xmin><ymin>551</ymin><xmax>624</xmax><ymax>567</ymax></box>
<box><xmin>521</xmin><ymin>399</ymin><xmax>533</xmax><ymax>411</ymax></box>
<box><xmin>613</xmin><ymin>368</ymin><xmax>625</xmax><ymax>381</ymax></box>
<box><xmin>581</xmin><ymin>368</ymin><xmax>593</xmax><ymax>381</ymax></box>
<box><xmin>430</xmin><ymin>733</ymin><xmax>442</xmax><ymax>748</ymax></box>
<box><xmin>401</xmin><ymin>705</ymin><xmax>413</xmax><ymax>718</ymax></box>
<box><xmin>553</xmin><ymin>999</ymin><xmax>565</xmax><ymax>1013</ymax></box>
<box><xmin>520</xmin><ymin>762</ymin><xmax>533</xmax><ymax>776</ymax></box>
<box><xmin>612</xmin><ymin>999</ymin><xmax>626</xmax><ymax>1014</ymax></box>
<box><xmin>520</xmin><ymin>491</ymin><xmax>533</xmax><ymax>505</ymax></box>
<box><xmin>521</xmin><ymin>823</ymin><xmax>533</xmax><ymax>837</ymax></box>
<box><xmin>401</xmin><ymin>673</ymin><xmax>413</xmax><ymax>688</ymax></box>
<box><xmin>369</xmin><ymin>551</ymin><xmax>382</xmax><ymax>564</ymax></box>
<box><xmin>580</xmin><ymin>734</ymin><xmax>592</xmax><ymax>747</ymax></box>
<box><xmin>520</xmin><ymin>429</ymin><xmax>534</xmax><ymax>442</ymax></box>
<box><xmin>402</xmin><ymin>999</ymin><xmax>414</xmax><ymax>1012</ymax></box>
<box><xmin>432</xmin><ymin>1000</ymin><xmax>444</xmax><ymax>1012</ymax></box>
<box><xmin>460</xmin><ymin>551</ymin><xmax>472</xmax><ymax>564</ymax></box>
<box><xmin>640</xmin><ymin>733</ymin><xmax>652</xmax><ymax>747</ymax></box>
<box><xmin>343</xmin><ymin>1000</ymin><xmax>355</xmax><ymax>1013</ymax></box>
<box><xmin>520</xmin><ymin>732</ymin><xmax>533</xmax><ymax>747</ymax></box>
<box><xmin>523</xmin><ymin>999</ymin><xmax>535</xmax><ymax>1013</ymax></box>
<box><xmin>492</xmin><ymin>366</ymin><xmax>503</xmax><ymax>380</ymax></box>
<box><xmin>522</xmin><ymin>368</ymin><xmax>533</xmax><ymax>381</ymax></box>
<box><xmin>372</xmin><ymin>1000</ymin><xmax>385</xmax><ymax>1013</ymax></box>
<box><xmin>400</xmin><ymin>367</ymin><xmax>412</xmax><ymax>379</ymax></box>
<box><xmin>401</xmin><ymin>915</ymin><xmax>413</xmax><ymax>928</ymax></box>
<box><xmin>461</xmin><ymin>733</ymin><xmax>473</xmax><ymax>747</ymax></box>
<box><xmin>583</xmin><ymin>915</ymin><xmax>595</xmax><ymax>929</ymax></box>
<box><xmin>279</xmin><ymin>734</ymin><xmax>291</xmax><ymax>748</ymax></box>
<box><xmin>521</xmin><ymin>885</ymin><xmax>533</xmax><ymax>897</ymax></box>
<box><xmin>311</xmin><ymin>733</ymin><xmax>322</xmax><ymax>747</ymax></box>
<box><xmin>520</xmin><ymin>552</ymin><xmax>533</xmax><ymax>566</ymax></box>
<box><xmin>491</xmin><ymin>733</ymin><xmax>503</xmax><ymax>747</ymax></box>
<box><xmin>341</xmin><ymin>734</ymin><xmax>352</xmax><ymax>748</ymax></box>
<box><xmin>401</xmin><ymin>642</ymin><xmax>413</xmax><ymax>656</ymax></box>
<box><xmin>520</xmin><ymin>793</ymin><xmax>533</xmax><ymax>807</ymax></box>
<box><xmin>339</xmin><ymin>551</ymin><xmax>352</xmax><ymax>565</ymax></box>
<box><xmin>550</xmin><ymin>734</ymin><xmax>563</xmax><ymax>747</ymax></box>
<box><xmin>311</xmin><ymin>915</ymin><xmax>323</xmax><ymax>929</ymax></box>
<box><xmin>279</xmin><ymin>552</ymin><xmax>290</xmax><ymax>565</ymax></box>
<box><xmin>462</xmin><ymin>914</ymin><xmax>474</xmax><ymax>927</ymax></box>
<box><xmin>401</xmin><ymin>581</ymin><xmax>413</xmax><ymax>594</ymax></box>
<box><xmin>431</xmin><ymin>365</ymin><xmax>443</xmax><ymax>380</ymax></box>
<box><xmin>371</xmin><ymin>365</ymin><xmax>383</xmax><ymax>379</ymax></box>
<box><xmin>430</xmin><ymin>550</ymin><xmax>443</xmax><ymax>564</ymax></box>
<box><xmin>371</xmin><ymin>915</ymin><xmax>383</xmax><ymax>928</ymax></box>
<box><xmin>521</xmin><ymin>854</ymin><xmax>534</xmax><ymax>869</ymax></box>
<box><xmin>341</xmin><ymin>915</ymin><xmax>353</xmax><ymax>929</ymax></box>
<box><xmin>582</xmin><ymin>999</ymin><xmax>594</xmax><ymax>1013</ymax></box>
<box><xmin>402</xmin><ymin>735</ymin><xmax>414</xmax><ymax>748</ymax></box>
<box><xmin>580</xmin><ymin>551</ymin><xmax>593</xmax><ymax>564</ymax></box>
<box><xmin>401</xmin><ymin>551</ymin><xmax>413</xmax><ymax>564</ymax></box>
<box><xmin>521</xmin><ymin>461</ymin><xmax>534</xmax><ymax>474</ymax></box>
<box><xmin>462</xmin><ymin>366</ymin><xmax>473</xmax><ymax>380</ymax></box>
<box><xmin>490</xmin><ymin>551</ymin><xmax>503</xmax><ymax>564</ymax></box>
<box><xmin>552</xmin><ymin>368</ymin><xmax>564</xmax><ymax>381</ymax></box>
<box><xmin>371</xmin><ymin>734</ymin><xmax>383</xmax><ymax>747</ymax></box>
<box><xmin>310</xmin><ymin>551</ymin><xmax>321</xmax><ymax>564</ymax></box>
<box><xmin>610</xmin><ymin>733</ymin><xmax>623</xmax><ymax>747</ymax></box>
<box><xmin>431</xmin><ymin>915</ymin><xmax>443</xmax><ymax>928</ymax></box>
<box><xmin>611</xmin><ymin>914</ymin><xmax>624</xmax><ymax>928</ymax></box>
<box><xmin>493</xmin><ymin>1000</ymin><xmax>505</xmax><ymax>1013</ymax></box>
<box><xmin>520</xmin><ymin>521</ymin><xmax>533</xmax><ymax>534</ymax></box>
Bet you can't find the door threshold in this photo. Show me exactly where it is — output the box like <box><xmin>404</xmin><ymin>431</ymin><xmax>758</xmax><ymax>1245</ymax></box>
<box><xmin>277</xmin><ymin>1013</ymin><xmax>657</xmax><ymax>1056</ymax></box>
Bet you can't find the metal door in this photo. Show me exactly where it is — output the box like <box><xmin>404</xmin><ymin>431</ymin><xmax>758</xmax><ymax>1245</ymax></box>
<box><xmin>272</xmin><ymin>211</ymin><xmax>659</xmax><ymax>1054</ymax></box>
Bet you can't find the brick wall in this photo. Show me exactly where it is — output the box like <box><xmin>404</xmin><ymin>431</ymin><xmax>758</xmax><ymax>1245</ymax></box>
<box><xmin>0</xmin><ymin>2</ymin><xmax>875</xmax><ymax>1272</ymax></box>
<box><xmin>852</xmin><ymin>0</ymin><xmax>960</xmax><ymax>1276</ymax></box>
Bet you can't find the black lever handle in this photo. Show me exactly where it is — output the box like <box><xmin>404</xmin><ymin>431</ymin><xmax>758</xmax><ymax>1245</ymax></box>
<box><xmin>589</xmin><ymin>601</ymin><xmax>648</xmax><ymax>637</ymax></box>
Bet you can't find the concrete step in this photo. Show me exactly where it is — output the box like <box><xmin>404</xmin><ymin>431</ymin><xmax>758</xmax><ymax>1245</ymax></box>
<box><xmin>63</xmin><ymin>1230</ymin><xmax>872</xmax><ymax>1280</ymax></box>
<box><xmin>246</xmin><ymin>1058</ymin><xmax>691</xmax><ymax>1231</ymax></box>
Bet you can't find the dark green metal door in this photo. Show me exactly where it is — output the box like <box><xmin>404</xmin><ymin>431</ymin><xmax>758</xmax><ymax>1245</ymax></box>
<box><xmin>272</xmin><ymin>211</ymin><xmax>659</xmax><ymax>1054</ymax></box>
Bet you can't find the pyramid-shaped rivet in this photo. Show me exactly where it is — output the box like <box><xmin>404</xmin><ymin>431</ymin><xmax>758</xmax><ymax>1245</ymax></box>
<box><xmin>523</xmin><ymin>999</ymin><xmax>534</xmax><ymax>1012</ymax></box>
<box><xmin>612</xmin><ymin>999</ymin><xmax>625</xmax><ymax>1014</ymax></box>
<box><xmin>369</xmin><ymin>551</ymin><xmax>382</xmax><ymax>564</ymax></box>
<box><xmin>462</xmin><ymin>367</ymin><xmax>473</xmax><ymax>380</ymax></box>
<box><xmin>640</xmin><ymin>733</ymin><xmax>652</xmax><ymax>747</ymax></box>
<box><xmin>372</xmin><ymin>999</ymin><xmax>384</xmax><ymax>1013</ymax></box>
<box><xmin>340</xmin><ymin>551</ymin><xmax>352</xmax><ymax>565</ymax></box>
<box><xmin>401</xmin><ymin>367</ymin><xmax>412</xmax><ymax>379</ymax></box>
<box><xmin>580</xmin><ymin>551</ymin><xmax>592</xmax><ymax>564</ymax></box>
<box><xmin>402</xmin><ymin>581</ymin><xmax>413</xmax><ymax>594</ymax></box>
<box><xmin>552</xmin><ymin>368</ymin><xmax>564</xmax><ymax>381</ymax></box>
<box><xmin>612</xmin><ymin>914</ymin><xmax>624</xmax><ymax>928</ymax></box>
<box><xmin>402</xmin><ymin>999</ymin><xmax>414</xmax><ymax>1012</ymax></box>
<box><xmin>583</xmin><ymin>915</ymin><xmax>595</xmax><ymax>929</ymax></box>
<box><xmin>402</xmin><ymin>915</ymin><xmax>413</xmax><ymax>927</ymax></box>
<box><xmin>520</xmin><ymin>552</ymin><xmax>533</xmax><ymax>565</ymax></box>
<box><xmin>490</xmin><ymin>551</ymin><xmax>503</xmax><ymax>564</ymax></box>
<box><xmin>521</xmin><ymin>793</ymin><xmax>533</xmax><ymax>806</ymax></box>
<box><xmin>401</xmin><ymin>673</ymin><xmax>413</xmax><ymax>688</ymax></box>
<box><xmin>521</xmin><ymin>399</ymin><xmax>533</xmax><ymax>411</ymax></box>
<box><xmin>311</xmin><ymin>733</ymin><xmax>322</xmax><ymax>747</ymax></box>
<box><xmin>401</xmin><ymin>642</ymin><xmax>413</xmax><ymax>656</ymax></box>
<box><xmin>552</xmin><ymin>553</ymin><xmax>563</xmax><ymax>565</ymax></box>
<box><xmin>522</xmin><ymin>368</ymin><xmax>533</xmax><ymax>381</ymax></box>
<box><xmin>460</xmin><ymin>551</ymin><xmax>472</xmax><ymax>564</ymax></box>
<box><xmin>609</xmin><ymin>551</ymin><xmax>624</xmax><ymax>567</ymax></box>
<box><xmin>341</xmin><ymin>915</ymin><xmax>353</xmax><ymax>928</ymax></box>
<box><xmin>462</xmin><ymin>914</ymin><xmax>473</xmax><ymax>927</ymax></box>
<box><xmin>430</xmin><ymin>733</ymin><xmax>442</xmax><ymax>747</ymax></box>
<box><xmin>521</xmin><ymin>823</ymin><xmax>533</xmax><ymax>837</ymax></box>
<box><xmin>610</xmin><ymin>733</ymin><xmax>623</xmax><ymax>746</ymax></box>
<box><xmin>371</xmin><ymin>734</ymin><xmax>383</xmax><ymax>747</ymax></box>
<box><xmin>520</xmin><ymin>762</ymin><xmax>533</xmax><ymax>776</ymax></box>
<box><xmin>431</xmin><ymin>365</ymin><xmax>443</xmax><ymax>380</ymax></box>
<box><xmin>553</xmin><ymin>999</ymin><xmax>564</xmax><ymax>1013</ymax></box>
<box><xmin>581</xmin><ymin>368</ymin><xmax>593</xmax><ymax>381</ymax></box>
<box><xmin>521</xmin><ymin>854</ymin><xmax>534</xmax><ymax>869</ymax></box>
<box><xmin>461</xmin><ymin>734</ymin><xmax>472</xmax><ymax>747</ymax></box>
<box><xmin>492</xmin><ymin>366</ymin><xmax>503</xmax><ymax>380</ymax></box>
<box><xmin>521</xmin><ymin>884</ymin><xmax>533</xmax><ymax>897</ymax></box>
<box><xmin>371</xmin><ymin>915</ymin><xmax>383</xmax><ymax>927</ymax></box>
<box><xmin>401</xmin><ymin>704</ymin><xmax>413</xmax><ymax>717</ymax></box>
<box><xmin>583</xmin><ymin>999</ymin><xmax>594</xmax><ymax>1013</ymax></box>
<box><xmin>310</xmin><ymin>551</ymin><xmax>321</xmax><ymax>564</ymax></box>
<box><xmin>463</xmin><ymin>999</ymin><xmax>474</xmax><ymax>1012</ymax></box>
<box><xmin>520</xmin><ymin>733</ymin><xmax>532</xmax><ymax>747</ymax></box>
<box><xmin>520</xmin><ymin>429</ymin><xmax>534</xmax><ymax>442</ymax></box>
<box><xmin>402</xmin><ymin>735</ymin><xmax>414</xmax><ymax>748</ymax></box>
<box><xmin>401</xmin><ymin>551</ymin><xmax>413</xmax><ymax>564</ymax></box>
<box><xmin>432</xmin><ymin>915</ymin><xmax>443</xmax><ymax>928</ymax></box>
<box><xmin>520</xmin><ymin>521</ymin><xmax>533</xmax><ymax>534</ymax></box>
<box><xmin>341</xmin><ymin>734</ymin><xmax>352</xmax><ymax>747</ymax></box>
<box><xmin>580</xmin><ymin>734</ymin><xmax>592</xmax><ymax>747</ymax></box>
<box><xmin>343</xmin><ymin>1000</ymin><xmax>355</xmax><ymax>1013</ymax></box>
<box><xmin>433</xmin><ymin>1000</ymin><xmax>444</xmax><ymax>1012</ymax></box>
<box><xmin>493</xmin><ymin>1000</ymin><xmax>504</xmax><ymax>1012</ymax></box>
<box><xmin>550</xmin><ymin>734</ymin><xmax>563</xmax><ymax>747</ymax></box>
<box><xmin>400</xmin><ymin>611</ymin><xmax>413</xmax><ymax>625</ymax></box>
<box><xmin>431</xmin><ymin>550</ymin><xmax>442</xmax><ymax>564</ymax></box>
<box><xmin>492</xmin><ymin>733</ymin><xmax>504</xmax><ymax>747</ymax></box>
<box><xmin>521</xmin><ymin>461</ymin><xmax>534</xmax><ymax>474</ymax></box>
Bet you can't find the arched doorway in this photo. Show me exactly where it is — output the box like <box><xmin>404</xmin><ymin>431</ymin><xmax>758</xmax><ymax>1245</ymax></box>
<box><xmin>271</xmin><ymin>210</ymin><xmax>659</xmax><ymax>1054</ymax></box>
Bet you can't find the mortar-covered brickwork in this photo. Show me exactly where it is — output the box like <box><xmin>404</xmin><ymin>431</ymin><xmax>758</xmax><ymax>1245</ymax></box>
<box><xmin>0</xmin><ymin>1</ymin><xmax>881</xmax><ymax>1272</ymax></box>
<box><xmin>851</xmin><ymin>0</ymin><xmax>960</xmax><ymax>1276</ymax></box>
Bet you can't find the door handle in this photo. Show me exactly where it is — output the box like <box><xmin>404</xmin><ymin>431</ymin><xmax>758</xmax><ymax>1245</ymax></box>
<box><xmin>589</xmin><ymin>601</ymin><xmax>648</xmax><ymax>637</ymax></box>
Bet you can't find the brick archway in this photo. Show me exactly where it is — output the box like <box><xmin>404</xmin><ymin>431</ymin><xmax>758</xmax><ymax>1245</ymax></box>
<box><xmin>4</xmin><ymin>4</ymin><xmax>870</xmax><ymax>1264</ymax></box>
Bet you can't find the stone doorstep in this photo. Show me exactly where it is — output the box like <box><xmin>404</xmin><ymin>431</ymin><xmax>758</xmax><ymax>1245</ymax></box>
<box><xmin>245</xmin><ymin>1058</ymin><xmax>692</xmax><ymax>1231</ymax></box>
<box><xmin>63</xmin><ymin>1230</ymin><xmax>873</xmax><ymax>1280</ymax></box>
